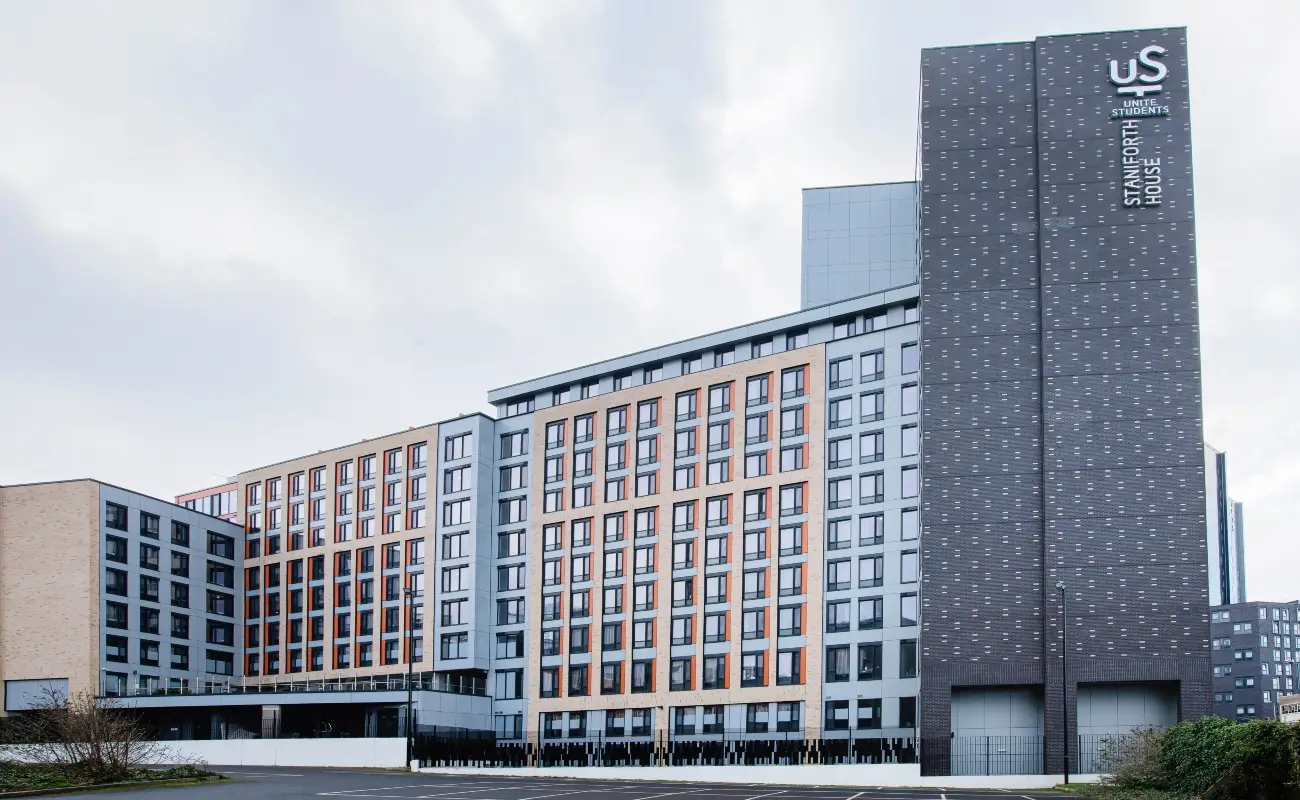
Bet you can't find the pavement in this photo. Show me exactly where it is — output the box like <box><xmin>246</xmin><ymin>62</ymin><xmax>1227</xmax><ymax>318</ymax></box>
<box><xmin>56</xmin><ymin>767</ymin><xmax>1079</xmax><ymax>799</ymax></box>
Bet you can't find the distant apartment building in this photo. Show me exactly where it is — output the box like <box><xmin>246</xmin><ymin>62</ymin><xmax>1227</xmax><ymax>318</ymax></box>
<box><xmin>1210</xmin><ymin>601</ymin><xmax>1300</xmax><ymax>721</ymax></box>
<box><xmin>1205</xmin><ymin>444</ymin><xmax>1247</xmax><ymax>606</ymax></box>
<box><xmin>0</xmin><ymin>480</ymin><xmax>243</xmax><ymax>713</ymax></box>
<box><xmin>1280</xmin><ymin>695</ymin><xmax>1300</xmax><ymax>724</ymax></box>
<box><xmin>176</xmin><ymin>482</ymin><xmax>238</xmax><ymax>522</ymax></box>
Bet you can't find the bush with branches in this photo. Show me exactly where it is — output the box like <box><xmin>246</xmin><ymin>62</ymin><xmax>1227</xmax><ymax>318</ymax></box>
<box><xmin>1</xmin><ymin>688</ymin><xmax>188</xmax><ymax>785</ymax></box>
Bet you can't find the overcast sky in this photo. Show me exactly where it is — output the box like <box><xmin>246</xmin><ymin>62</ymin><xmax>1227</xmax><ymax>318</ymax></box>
<box><xmin>1</xmin><ymin>1</ymin><xmax>1295</xmax><ymax>601</ymax></box>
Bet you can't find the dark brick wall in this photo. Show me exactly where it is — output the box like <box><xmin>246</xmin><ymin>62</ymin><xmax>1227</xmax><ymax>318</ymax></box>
<box><xmin>919</xmin><ymin>28</ymin><xmax>1209</xmax><ymax>775</ymax></box>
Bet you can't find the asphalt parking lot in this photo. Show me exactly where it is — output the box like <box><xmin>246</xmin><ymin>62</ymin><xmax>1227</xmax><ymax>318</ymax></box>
<box><xmin>61</xmin><ymin>767</ymin><xmax>1078</xmax><ymax>799</ymax></box>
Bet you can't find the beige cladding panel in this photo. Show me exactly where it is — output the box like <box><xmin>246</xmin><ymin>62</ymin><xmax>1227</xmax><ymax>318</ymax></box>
<box><xmin>527</xmin><ymin>346</ymin><xmax>826</xmax><ymax>728</ymax></box>
<box><xmin>0</xmin><ymin>481</ymin><xmax>100</xmax><ymax>705</ymax></box>
<box><xmin>237</xmin><ymin>424</ymin><xmax>438</xmax><ymax>682</ymax></box>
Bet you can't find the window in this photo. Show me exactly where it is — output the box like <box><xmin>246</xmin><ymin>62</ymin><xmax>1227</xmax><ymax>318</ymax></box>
<box><xmin>634</xmin><ymin>507</ymin><xmax>656</xmax><ymax>538</ymax></box>
<box><xmin>829</xmin><ymin>358</ymin><xmax>852</xmax><ymax>389</ymax></box>
<box><xmin>781</xmin><ymin>406</ymin><xmax>804</xmax><ymax>438</ymax></box>
<box><xmin>901</xmin><ymin>593</ymin><xmax>919</xmax><ymax>626</ymax></box>
<box><xmin>441</xmin><ymin>565</ymin><xmax>468</xmax><ymax>593</ymax></box>
<box><xmin>828</xmin><ymin>477</ymin><xmax>852</xmax><ymax>509</ymax></box>
<box><xmin>645</xmin><ymin>364</ymin><xmax>664</xmax><ymax>383</ymax></box>
<box><xmin>634</xmin><ymin>547</ymin><xmax>655</xmax><ymax>576</ymax></box>
<box><xmin>708</xmin><ymin>383</ymin><xmax>731</xmax><ymax>414</ymax></box>
<box><xmin>860</xmin><ymin>555</ymin><xmax>883</xmax><ymax>588</ymax></box>
<box><xmin>503</xmin><ymin>396</ymin><xmax>533</xmax><ymax>417</ymax></box>
<box><xmin>637</xmin><ymin>400</ymin><xmax>659</xmax><ymax>430</ymax></box>
<box><xmin>105</xmin><ymin>501</ymin><xmax>130</xmax><ymax>531</ymax></box>
<box><xmin>745</xmin><ymin>452</ymin><xmax>768</xmax><ymax>478</ymax></box>
<box><xmin>776</xmin><ymin>650</ymin><xmax>801</xmax><ymax>686</ymax></box>
<box><xmin>860</xmin><ymin>471</ymin><xmax>884</xmax><ymax>504</ymax></box>
<box><xmin>501</xmin><ymin>563</ymin><xmax>527</xmax><ymax>590</ymax></box>
<box><xmin>855</xmin><ymin>642</ymin><xmax>884</xmax><ymax>682</ymax></box>
<box><xmin>860</xmin><ymin>390</ymin><xmax>885</xmax><ymax>423</ymax></box>
<box><xmin>902</xmin><ymin>466</ymin><xmax>919</xmax><ymax>498</ymax></box>
<box><xmin>708</xmin><ymin>421</ymin><xmax>730</xmax><ymax>452</ymax></box>
<box><xmin>828</xmin><ymin>559</ymin><xmax>852</xmax><ymax>592</ymax></box>
<box><xmin>706</xmin><ymin>495</ymin><xmax>729</xmax><ymax>527</ymax></box>
<box><xmin>676</xmin><ymin>391</ymin><xmax>698</xmax><ymax>421</ymax></box>
<box><xmin>600</xmin><ymin>442</ymin><xmax>625</xmax><ymax>474</ymax></box>
<box><xmin>672</xmin><ymin>616</ymin><xmax>694</xmax><ymax>646</ymax></box>
<box><xmin>499</xmin><ymin>464</ymin><xmax>527</xmax><ymax>492</ymax></box>
<box><xmin>705</xmin><ymin>534</ymin><xmax>727</xmax><ymax>566</ymax></box>
<box><xmin>672</xmin><ymin>578</ymin><xmax>694</xmax><ymax>608</ymax></box>
<box><xmin>899</xmin><ymin>639</ymin><xmax>918</xmax><ymax>678</ymax></box>
<box><xmin>607</xmin><ymin>406</ymin><xmax>628</xmax><ymax>436</ymax></box>
<box><xmin>829</xmin><ymin>396</ymin><xmax>853</xmax><ymax>429</ymax></box>
<box><xmin>441</xmin><ymin>632</ymin><xmax>468</xmax><ymax>660</ymax></box>
<box><xmin>569</xmin><ymin>625</ymin><xmax>590</xmax><ymax>655</ymax></box>
<box><xmin>575</xmin><ymin>414</ymin><xmax>595</xmax><ymax>443</ymax></box>
<box><xmin>670</xmin><ymin>657</ymin><xmax>692</xmax><ymax>691</ymax></box>
<box><xmin>746</xmin><ymin>414</ymin><xmax>769</xmax><ymax>445</ymax></box>
<box><xmin>833</xmin><ymin>317</ymin><xmax>856</xmax><ymax>339</ymax></box>
<box><xmin>140</xmin><ymin>575</ymin><xmax>160</xmax><ymax>602</ymax></box>
<box><xmin>781</xmin><ymin>366</ymin><xmax>805</xmax><ymax>399</ymax></box>
<box><xmin>571</xmin><ymin>589</ymin><xmax>590</xmax><ymax>618</ymax></box>
<box><xmin>171</xmin><ymin>521</ymin><xmax>190</xmax><ymax>547</ymax></box>
<box><xmin>105</xmin><ymin>535</ymin><xmax>128</xmax><ymax>564</ymax></box>
<box><xmin>704</xmin><ymin>573</ymin><xmax>727</xmax><ymax>603</ymax></box>
<box><xmin>901</xmin><ymin>424</ymin><xmax>919</xmax><ymax>457</ymax></box>
<box><xmin>603</xmin><ymin>550</ymin><xmax>623</xmax><ymax>579</ymax></box>
<box><xmin>826</xmin><ymin>599</ymin><xmax>850</xmax><ymax>633</ymax></box>
<box><xmin>105</xmin><ymin>634</ymin><xmax>128</xmax><ymax>663</ymax></box>
<box><xmin>744</xmin><ymin>529</ymin><xmax>766</xmax><ymax>560</ymax></box>
<box><xmin>787</xmin><ymin>329</ymin><xmax>809</xmax><ymax>349</ymax></box>
<box><xmin>631</xmin><ymin>661</ymin><xmax>654</xmax><ymax>693</ymax></box>
<box><xmin>780</xmin><ymin>445</ymin><xmax>804</xmax><ymax>472</ymax></box>
<box><xmin>633</xmin><ymin>619</ymin><xmax>653</xmax><ymax>647</ymax></box>
<box><xmin>901</xmin><ymin>383</ymin><xmax>919</xmax><ymax>415</ymax></box>
<box><xmin>901</xmin><ymin>550</ymin><xmax>919</xmax><ymax>583</ymax></box>
<box><xmin>140</xmin><ymin>512</ymin><xmax>160</xmax><ymax>539</ymax></box>
<box><xmin>779</xmin><ymin>525</ymin><xmax>802</xmax><ymax>556</ymax></box>
<box><xmin>673</xmin><ymin>540</ymin><xmax>694</xmax><ymax>569</ymax></box>
<box><xmin>747</xmin><ymin>375</ymin><xmax>769</xmax><ymax>407</ymax></box>
<box><xmin>861</xmin><ymin>512</ymin><xmax>884</xmax><ymax>545</ymax></box>
<box><xmin>706</xmin><ymin>459</ymin><xmax>729</xmax><ymax>485</ymax></box>
<box><xmin>207</xmin><ymin>531</ymin><xmax>235</xmax><ymax>560</ymax></box>
<box><xmin>827</xmin><ymin>518</ymin><xmax>852</xmax><ymax>550</ymax></box>
<box><xmin>581</xmin><ymin>382</ymin><xmax>599</xmax><ymax>400</ymax></box>
<box><xmin>498</xmin><ymin>498</ymin><xmax>526</xmax><ymax>525</ymax></box>
<box><xmin>828</xmin><ymin>437</ymin><xmax>852</xmax><ymax>469</ymax></box>
<box><xmin>779</xmin><ymin>484</ymin><xmax>804</xmax><ymax>517</ymax></box>
<box><xmin>901</xmin><ymin>508</ymin><xmax>919</xmax><ymax>540</ymax></box>
<box><xmin>572</xmin><ymin>518</ymin><xmax>592</xmax><ymax>547</ymax></box>
<box><xmin>673</xmin><ymin>465</ymin><xmax>696</xmax><ymax>491</ymax></box>
<box><xmin>778</xmin><ymin>604</ymin><xmax>802</xmax><ymax>636</ymax></box>
<box><xmin>859</xmin><ymin>349</ymin><xmax>885</xmax><ymax>382</ymax></box>
<box><xmin>673</xmin><ymin>501</ymin><xmax>695</xmax><ymax>533</ymax></box>
<box><xmin>778</xmin><ymin>565</ymin><xmax>802</xmax><ymax>597</ymax></box>
<box><xmin>743</xmin><ymin>568</ymin><xmax>766</xmax><ymax>600</ymax></box>
<box><xmin>900</xmin><ymin>342</ymin><xmax>919</xmax><ymax>374</ymax></box>
<box><xmin>742</xmin><ymin>608</ymin><xmax>765</xmax><ymax>640</ymax></box>
<box><xmin>500</xmin><ymin>430</ymin><xmax>528</xmax><ymax>458</ymax></box>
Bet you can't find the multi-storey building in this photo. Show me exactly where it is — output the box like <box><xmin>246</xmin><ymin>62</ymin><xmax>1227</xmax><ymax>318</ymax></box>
<box><xmin>235</xmin><ymin>424</ymin><xmax>439</xmax><ymax>683</ymax></box>
<box><xmin>176</xmin><ymin>482</ymin><xmax>238</xmax><ymax>522</ymax></box>
<box><xmin>1</xmin><ymin>25</ymin><xmax>1218</xmax><ymax>776</ymax></box>
<box><xmin>485</xmin><ymin>288</ymin><xmax>921</xmax><ymax>742</ymax></box>
<box><xmin>1281</xmin><ymin>695</ymin><xmax>1300</xmax><ymax>724</ymax></box>
<box><xmin>1204</xmin><ymin>444</ymin><xmax>1247</xmax><ymax>606</ymax></box>
<box><xmin>1209</xmin><ymin>601</ymin><xmax>1300</xmax><ymax>721</ymax></box>
<box><xmin>0</xmin><ymin>480</ymin><xmax>242</xmax><ymax>720</ymax></box>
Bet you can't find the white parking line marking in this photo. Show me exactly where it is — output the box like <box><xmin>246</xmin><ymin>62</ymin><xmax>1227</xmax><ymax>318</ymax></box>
<box><xmin>845</xmin><ymin>793</ymin><xmax>864</xmax><ymax>800</ymax></box>
<box><xmin>225</xmin><ymin>771</ymin><xmax>305</xmax><ymax>777</ymax></box>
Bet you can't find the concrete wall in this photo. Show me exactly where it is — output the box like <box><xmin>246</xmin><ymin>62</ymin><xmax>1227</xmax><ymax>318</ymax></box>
<box><xmin>151</xmin><ymin>737</ymin><xmax>407</xmax><ymax>768</ymax></box>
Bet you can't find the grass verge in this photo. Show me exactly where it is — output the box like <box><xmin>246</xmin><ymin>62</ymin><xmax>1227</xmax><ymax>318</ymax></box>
<box><xmin>0</xmin><ymin>763</ymin><xmax>225</xmax><ymax>794</ymax></box>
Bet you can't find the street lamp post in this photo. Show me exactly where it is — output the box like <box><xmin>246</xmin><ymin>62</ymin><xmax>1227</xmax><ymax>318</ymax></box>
<box><xmin>1056</xmin><ymin>580</ymin><xmax>1069</xmax><ymax>786</ymax></box>
<box><xmin>404</xmin><ymin>586</ymin><xmax>416</xmax><ymax>770</ymax></box>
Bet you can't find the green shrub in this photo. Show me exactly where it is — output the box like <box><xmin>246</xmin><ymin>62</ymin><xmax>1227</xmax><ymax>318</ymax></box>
<box><xmin>1096</xmin><ymin>717</ymin><xmax>1300</xmax><ymax>800</ymax></box>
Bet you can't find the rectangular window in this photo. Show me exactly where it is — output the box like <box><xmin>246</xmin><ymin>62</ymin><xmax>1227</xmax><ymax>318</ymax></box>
<box><xmin>859</xmin><ymin>642</ymin><xmax>882</xmax><ymax>680</ymax></box>
<box><xmin>901</xmin><ymin>550</ymin><xmax>919</xmax><ymax>583</ymax></box>
<box><xmin>829</xmin><ymin>357</ymin><xmax>852</xmax><ymax>389</ymax></box>
<box><xmin>637</xmin><ymin>399</ymin><xmax>658</xmax><ymax>430</ymax></box>
<box><xmin>781</xmin><ymin>406</ymin><xmax>805</xmax><ymax>438</ymax></box>
<box><xmin>106</xmin><ymin>503</ymin><xmax>129</xmax><ymax>531</ymax></box>
<box><xmin>860</xmin><ymin>349</ymin><xmax>884</xmax><ymax>382</ymax></box>
<box><xmin>901</xmin><ymin>592</ymin><xmax>919</xmax><ymax>626</ymax></box>
<box><xmin>826</xmin><ymin>645</ymin><xmax>851</xmax><ymax>682</ymax></box>
<box><xmin>744</xmin><ymin>452</ymin><xmax>768</xmax><ymax>478</ymax></box>
<box><xmin>860</xmin><ymin>555</ymin><xmax>884</xmax><ymax>588</ymax></box>
<box><xmin>780</xmin><ymin>445</ymin><xmax>804</xmax><ymax>472</ymax></box>
<box><xmin>500</xmin><ymin>430</ymin><xmax>528</xmax><ymax>458</ymax></box>
<box><xmin>746</xmin><ymin>413</ymin><xmax>769</xmax><ymax>445</ymax></box>
<box><xmin>901</xmin><ymin>466</ymin><xmax>919</xmax><ymax>498</ymax></box>
<box><xmin>778</xmin><ymin>565</ymin><xmax>802</xmax><ymax>597</ymax></box>
<box><xmin>781</xmin><ymin>366</ymin><xmax>806</xmax><ymax>399</ymax></box>
<box><xmin>746</xmin><ymin>375</ymin><xmax>769</xmax><ymax>407</ymax></box>
<box><xmin>776</xmin><ymin>650</ymin><xmax>801</xmax><ymax>686</ymax></box>
<box><xmin>607</xmin><ymin>406</ymin><xmax>628</xmax><ymax>437</ymax></box>
<box><xmin>828</xmin><ymin>477</ymin><xmax>852</xmax><ymax>509</ymax></box>
<box><xmin>673</xmin><ymin>501</ymin><xmax>695</xmax><ymax>533</ymax></box>
<box><xmin>901</xmin><ymin>342</ymin><xmax>919</xmax><ymax>374</ymax></box>
<box><xmin>901</xmin><ymin>383</ymin><xmax>919</xmax><ymax>415</ymax></box>
<box><xmin>860</xmin><ymin>390</ymin><xmax>884</xmax><ymax>422</ymax></box>
<box><xmin>899</xmin><ymin>639</ymin><xmax>918</xmax><ymax>679</ymax></box>
<box><xmin>860</xmin><ymin>471</ymin><xmax>884</xmax><ymax>504</ymax></box>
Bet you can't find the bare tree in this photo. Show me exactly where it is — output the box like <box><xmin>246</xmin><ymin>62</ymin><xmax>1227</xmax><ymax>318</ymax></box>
<box><xmin>3</xmin><ymin>688</ymin><xmax>180</xmax><ymax>784</ymax></box>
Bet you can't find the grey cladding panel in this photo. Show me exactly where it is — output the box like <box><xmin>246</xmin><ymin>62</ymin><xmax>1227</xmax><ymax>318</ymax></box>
<box><xmin>922</xmin><ymin>380</ymin><xmax>1042</xmax><ymax>431</ymax></box>
<box><xmin>921</xmin><ymin>234</ymin><xmax>1039</xmax><ymax>292</ymax></box>
<box><xmin>922</xmin><ymin>427</ymin><xmax>1043</xmax><ymax>477</ymax></box>
<box><xmin>1044</xmin><ymin>465</ymin><xmax>1205</xmax><ymax>519</ymax></box>
<box><xmin>922</xmin><ymin>472</ymin><xmax>1043</xmax><ymax>524</ymax></box>
<box><xmin>1036</xmin><ymin>93</ymin><xmax>1192</xmax><ymax>143</ymax></box>
<box><xmin>1041</xmin><ymin>222</ymin><xmax>1196</xmax><ymax>284</ymax></box>
<box><xmin>1043</xmin><ymin>325</ymin><xmax>1199</xmax><ymax>377</ymax></box>
<box><xmin>921</xmin><ymin>43</ymin><xmax>1035</xmax><ymax>109</ymax></box>
<box><xmin>1051</xmin><ymin>514</ymin><xmax>1206</xmax><ymax>569</ymax></box>
<box><xmin>923</xmin><ymin>289</ymin><xmax>1040</xmax><ymax>338</ymax></box>
<box><xmin>921</xmin><ymin>105</ymin><xmax>1038</xmax><ymax>151</ymax></box>
<box><xmin>1044</xmin><ymin>417</ymin><xmax>1205</xmax><ymax>471</ymax></box>
<box><xmin>1034</xmin><ymin>30</ymin><xmax>1189</xmax><ymax>100</ymax></box>
<box><xmin>923</xmin><ymin>147</ymin><xmax>1036</xmax><ymax>194</ymax></box>
<box><xmin>1042</xmin><ymin>279</ymin><xmax>1198</xmax><ymax>330</ymax></box>
<box><xmin>1044</xmin><ymin>372</ymin><xmax>1201</xmax><ymax>424</ymax></box>
<box><xmin>921</xmin><ymin>190</ymin><xmax>1038</xmax><ymax>238</ymax></box>
<box><xmin>922</xmin><ymin>334</ymin><xmax>1041</xmax><ymax>384</ymax></box>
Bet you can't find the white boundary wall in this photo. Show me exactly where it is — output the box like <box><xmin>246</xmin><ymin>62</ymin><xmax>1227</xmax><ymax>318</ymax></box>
<box><xmin>157</xmin><ymin>738</ymin><xmax>406</xmax><ymax>768</ymax></box>
<box><xmin>418</xmin><ymin>765</ymin><xmax>1102</xmax><ymax>790</ymax></box>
